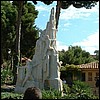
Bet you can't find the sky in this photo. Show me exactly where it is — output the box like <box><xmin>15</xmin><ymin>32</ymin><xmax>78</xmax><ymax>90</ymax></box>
<box><xmin>29</xmin><ymin>1</ymin><xmax>99</xmax><ymax>55</ymax></box>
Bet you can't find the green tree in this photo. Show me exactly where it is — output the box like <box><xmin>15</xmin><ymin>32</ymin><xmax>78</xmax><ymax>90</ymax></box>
<box><xmin>1</xmin><ymin>1</ymin><xmax>17</xmax><ymax>64</ymax></box>
<box><xmin>94</xmin><ymin>50</ymin><xmax>99</xmax><ymax>60</ymax></box>
<box><xmin>21</xmin><ymin>2</ymin><xmax>39</xmax><ymax>58</ymax></box>
<box><xmin>59</xmin><ymin>46</ymin><xmax>95</xmax><ymax>65</ymax></box>
<box><xmin>12</xmin><ymin>1</ymin><xmax>39</xmax><ymax>84</ymax></box>
<box><xmin>12</xmin><ymin>1</ymin><xmax>26</xmax><ymax>66</ymax></box>
<box><xmin>59</xmin><ymin>49</ymin><xmax>66</xmax><ymax>65</ymax></box>
<box><xmin>12</xmin><ymin>1</ymin><xmax>37</xmax><ymax>66</ymax></box>
<box><xmin>12</xmin><ymin>1</ymin><xmax>25</xmax><ymax>84</ymax></box>
<box><xmin>1</xmin><ymin>1</ymin><xmax>39</xmax><ymax>84</ymax></box>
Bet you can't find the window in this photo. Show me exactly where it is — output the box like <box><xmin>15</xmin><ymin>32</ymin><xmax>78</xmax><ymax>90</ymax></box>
<box><xmin>88</xmin><ymin>72</ymin><xmax>92</xmax><ymax>81</ymax></box>
<box><xmin>94</xmin><ymin>72</ymin><xmax>99</xmax><ymax>80</ymax></box>
<box><xmin>82</xmin><ymin>73</ymin><xmax>86</xmax><ymax>81</ymax></box>
<box><xmin>96</xmin><ymin>72</ymin><xmax>99</xmax><ymax>77</ymax></box>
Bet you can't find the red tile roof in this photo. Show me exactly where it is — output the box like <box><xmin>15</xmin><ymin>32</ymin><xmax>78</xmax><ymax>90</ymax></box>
<box><xmin>77</xmin><ymin>61</ymin><xmax>99</xmax><ymax>69</ymax></box>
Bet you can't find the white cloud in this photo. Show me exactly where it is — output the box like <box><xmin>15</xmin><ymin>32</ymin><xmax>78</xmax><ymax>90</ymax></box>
<box><xmin>56</xmin><ymin>30</ymin><xmax>99</xmax><ymax>54</ymax></box>
<box><xmin>35</xmin><ymin>5</ymin><xmax>50</xmax><ymax>12</ymax></box>
<box><xmin>72</xmin><ymin>30</ymin><xmax>99</xmax><ymax>54</ymax></box>
<box><xmin>60</xmin><ymin>2</ymin><xmax>99</xmax><ymax>21</ymax></box>
<box><xmin>35</xmin><ymin>1</ymin><xmax>99</xmax><ymax>22</ymax></box>
<box><xmin>82</xmin><ymin>46</ymin><xmax>98</xmax><ymax>55</ymax></box>
<box><xmin>56</xmin><ymin>41</ymin><xmax>68</xmax><ymax>51</ymax></box>
<box><xmin>58</xmin><ymin>23</ymin><xmax>70</xmax><ymax>32</ymax></box>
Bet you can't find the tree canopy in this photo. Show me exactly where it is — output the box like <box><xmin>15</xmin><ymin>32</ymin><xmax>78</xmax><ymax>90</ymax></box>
<box><xmin>1</xmin><ymin>1</ymin><xmax>17</xmax><ymax>62</ymax></box>
<box><xmin>59</xmin><ymin>46</ymin><xmax>95</xmax><ymax>65</ymax></box>
<box><xmin>1</xmin><ymin>1</ymin><xmax>39</xmax><ymax>62</ymax></box>
<box><xmin>94</xmin><ymin>50</ymin><xmax>99</xmax><ymax>60</ymax></box>
<box><xmin>1</xmin><ymin>1</ymin><xmax>39</xmax><ymax>84</ymax></box>
<box><xmin>21</xmin><ymin>2</ymin><xmax>39</xmax><ymax>58</ymax></box>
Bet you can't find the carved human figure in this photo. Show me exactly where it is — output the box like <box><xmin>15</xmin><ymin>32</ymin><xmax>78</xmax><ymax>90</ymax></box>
<box><xmin>30</xmin><ymin>33</ymin><xmax>46</xmax><ymax>85</ymax></box>
<box><xmin>42</xmin><ymin>35</ymin><xmax>56</xmax><ymax>82</ymax></box>
<box><xmin>22</xmin><ymin>60</ymin><xmax>34</xmax><ymax>87</ymax></box>
<box><xmin>16</xmin><ymin>66</ymin><xmax>26</xmax><ymax>87</ymax></box>
<box><xmin>43</xmin><ymin>35</ymin><xmax>53</xmax><ymax>58</ymax></box>
<box><xmin>32</xmin><ymin>33</ymin><xmax>45</xmax><ymax>64</ymax></box>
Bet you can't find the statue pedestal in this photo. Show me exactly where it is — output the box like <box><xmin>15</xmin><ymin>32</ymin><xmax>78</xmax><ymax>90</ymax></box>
<box><xmin>15</xmin><ymin>80</ymin><xmax>35</xmax><ymax>93</ymax></box>
<box><xmin>44</xmin><ymin>78</ymin><xmax>63</xmax><ymax>96</ymax></box>
<box><xmin>15</xmin><ymin>86</ymin><xmax>25</xmax><ymax>94</ymax></box>
<box><xmin>48</xmin><ymin>78</ymin><xmax>63</xmax><ymax>91</ymax></box>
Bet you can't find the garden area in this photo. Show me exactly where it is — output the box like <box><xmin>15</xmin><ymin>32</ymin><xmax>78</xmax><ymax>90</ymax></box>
<box><xmin>1</xmin><ymin>63</ymin><xmax>99</xmax><ymax>99</ymax></box>
<box><xmin>1</xmin><ymin>55</ymin><xmax>99</xmax><ymax>99</ymax></box>
<box><xmin>1</xmin><ymin>59</ymin><xmax>99</xmax><ymax>99</ymax></box>
<box><xmin>1</xmin><ymin>80</ymin><xmax>99</xmax><ymax>99</ymax></box>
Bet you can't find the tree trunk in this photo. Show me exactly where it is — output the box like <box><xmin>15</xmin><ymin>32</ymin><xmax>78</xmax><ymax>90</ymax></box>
<box><xmin>13</xmin><ymin>1</ymin><xmax>24</xmax><ymax>84</ymax></box>
<box><xmin>55</xmin><ymin>1</ymin><xmax>61</xmax><ymax>29</ymax></box>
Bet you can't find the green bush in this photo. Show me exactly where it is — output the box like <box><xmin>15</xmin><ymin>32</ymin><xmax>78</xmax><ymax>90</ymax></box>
<box><xmin>1</xmin><ymin>67</ymin><xmax>13</xmax><ymax>84</ymax></box>
<box><xmin>1</xmin><ymin>81</ymin><xmax>99</xmax><ymax>99</ymax></box>
<box><xmin>1</xmin><ymin>92</ymin><xmax>23</xmax><ymax>99</ymax></box>
<box><xmin>71</xmin><ymin>80</ymin><xmax>99</xmax><ymax>99</ymax></box>
<box><xmin>42</xmin><ymin>88</ymin><xmax>63</xmax><ymax>99</ymax></box>
<box><xmin>1</xmin><ymin>89</ymin><xmax>63</xmax><ymax>99</ymax></box>
<box><xmin>62</xmin><ymin>80</ymin><xmax>99</xmax><ymax>99</ymax></box>
<box><xmin>1</xmin><ymin>61</ymin><xmax>13</xmax><ymax>84</ymax></box>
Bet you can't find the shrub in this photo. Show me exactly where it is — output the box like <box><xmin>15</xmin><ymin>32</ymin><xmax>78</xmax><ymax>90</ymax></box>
<box><xmin>1</xmin><ymin>81</ymin><xmax>99</xmax><ymax>99</ymax></box>
<box><xmin>1</xmin><ymin>68</ymin><xmax>13</xmax><ymax>84</ymax></box>
<box><xmin>71</xmin><ymin>80</ymin><xmax>99</xmax><ymax>99</ymax></box>
<box><xmin>1</xmin><ymin>92</ymin><xmax>23</xmax><ymax>99</ymax></box>
<box><xmin>62</xmin><ymin>80</ymin><xmax>99</xmax><ymax>99</ymax></box>
<box><xmin>1</xmin><ymin>61</ymin><xmax>13</xmax><ymax>84</ymax></box>
<box><xmin>42</xmin><ymin>88</ymin><xmax>63</xmax><ymax>99</ymax></box>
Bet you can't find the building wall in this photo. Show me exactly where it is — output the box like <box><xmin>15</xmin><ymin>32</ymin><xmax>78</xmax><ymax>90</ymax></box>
<box><xmin>81</xmin><ymin>68</ymin><xmax>99</xmax><ymax>87</ymax></box>
<box><xmin>81</xmin><ymin>68</ymin><xmax>99</xmax><ymax>96</ymax></box>
<box><xmin>72</xmin><ymin>61</ymin><xmax>99</xmax><ymax>96</ymax></box>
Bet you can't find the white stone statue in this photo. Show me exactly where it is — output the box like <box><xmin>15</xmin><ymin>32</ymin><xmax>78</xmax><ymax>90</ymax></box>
<box><xmin>15</xmin><ymin>7</ymin><xmax>63</xmax><ymax>94</ymax></box>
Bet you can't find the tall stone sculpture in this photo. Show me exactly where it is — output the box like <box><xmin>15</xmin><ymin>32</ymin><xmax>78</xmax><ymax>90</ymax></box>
<box><xmin>15</xmin><ymin>7</ymin><xmax>63</xmax><ymax>94</ymax></box>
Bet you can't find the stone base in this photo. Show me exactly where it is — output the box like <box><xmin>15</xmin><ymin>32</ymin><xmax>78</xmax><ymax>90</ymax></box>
<box><xmin>47</xmin><ymin>78</ymin><xmax>63</xmax><ymax>96</ymax></box>
<box><xmin>48</xmin><ymin>78</ymin><xmax>63</xmax><ymax>91</ymax></box>
<box><xmin>14</xmin><ymin>80</ymin><xmax>35</xmax><ymax>93</ymax></box>
<box><xmin>14</xmin><ymin>86</ymin><xmax>25</xmax><ymax>94</ymax></box>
